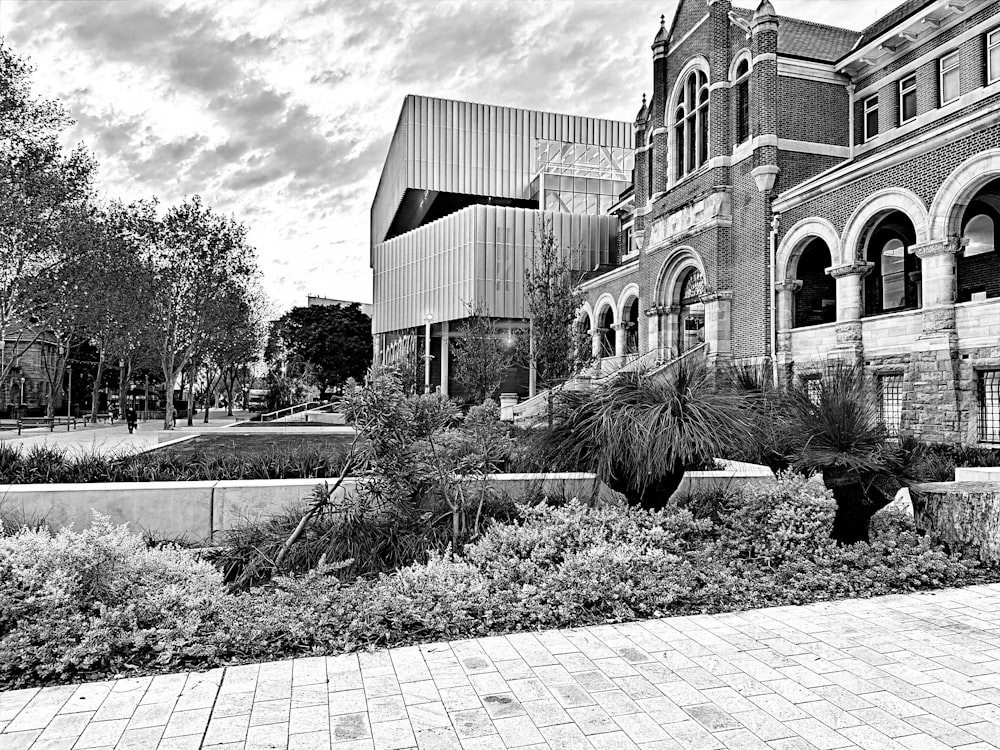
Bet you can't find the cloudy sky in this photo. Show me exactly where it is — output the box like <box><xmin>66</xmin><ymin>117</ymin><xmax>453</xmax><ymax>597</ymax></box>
<box><xmin>0</xmin><ymin>0</ymin><xmax>899</xmax><ymax>314</ymax></box>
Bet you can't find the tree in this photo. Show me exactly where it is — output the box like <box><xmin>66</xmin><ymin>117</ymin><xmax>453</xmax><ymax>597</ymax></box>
<box><xmin>144</xmin><ymin>196</ymin><xmax>260</xmax><ymax>429</ymax></box>
<box><xmin>273</xmin><ymin>304</ymin><xmax>372</xmax><ymax>399</ymax></box>
<box><xmin>524</xmin><ymin>222</ymin><xmax>583</xmax><ymax>426</ymax></box>
<box><xmin>542</xmin><ymin>359</ymin><xmax>752</xmax><ymax>509</ymax></box>
<box><xmin>450</xmin><ymin>301</ymin><xmax>520</xmax><ymax>404</ymax></box>
<box><xmin>780</xmin><ymin>361</ymin><xmax>909</xmax><ymax>544</ymax></box>
<box><xmin>0</xmin><ymin>42</ymin><xmax>95</xmax><ymax>392</ymax></box>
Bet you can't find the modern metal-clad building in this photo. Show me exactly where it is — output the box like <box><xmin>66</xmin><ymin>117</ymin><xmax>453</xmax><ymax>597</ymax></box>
<box><xmin>371</xmin><ymin>95</ymin><xmax>633</xmax><ymax>397</ymax></box>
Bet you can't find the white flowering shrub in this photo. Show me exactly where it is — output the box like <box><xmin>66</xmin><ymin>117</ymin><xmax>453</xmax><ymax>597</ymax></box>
<box><xmin>0</xmin><ymin>515</ymin><xmax>226</xmax><ymax>687</ymax></box>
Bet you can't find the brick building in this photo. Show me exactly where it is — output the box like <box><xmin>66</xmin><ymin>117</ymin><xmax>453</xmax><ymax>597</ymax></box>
<box><xmin>578</xmin><ymin>0</ymin><xmax>1000</xmax><ymax>445</ymax></box>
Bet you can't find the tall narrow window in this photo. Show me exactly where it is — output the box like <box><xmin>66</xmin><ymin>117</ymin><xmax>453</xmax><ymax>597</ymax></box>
<box><xmin>878</xmin><ymin>374</ymin><xmax>904</xmax><ymax>438</ymax></box>
<box><xmin>979</xmin><ymin>370</ymin><xmax>1000</xmax><ymax>443</ymax></box>
<box><xmin>735</xmin><ymin>59</ymin><xmax>750</xmax><ymax>145</ymax></box>
<box><xmin>899</xmin><ymin>75</ymin><xmax>917</xmax><ymax>124</ymax></box>
<box><xmin>863</xmin><ymin>96</ymin><xmax>879</xmax><ymax>141</ymax></box>
<box><xmin>647</xmin><ymin>130</ymin><xmax>654</xmax><ymax>200</ymax></box>
<box><xmin>673</xmin><ymin>69</ymin><xmax>710</xmax><ymax>180</ymax></box>
<box><xmin>989</xmin><ymin>29</ymin><xmax>1000</xmax><ymax>85</ymax></box>
<box><xmin>881</xmin><ymin>238</ymin><xmax>907</xmax><ymax>310</ymax></box>
<box><xmin>940</xmin><ymin>51</ymin><xmax>961</xmax><ymax>105</ymax></box>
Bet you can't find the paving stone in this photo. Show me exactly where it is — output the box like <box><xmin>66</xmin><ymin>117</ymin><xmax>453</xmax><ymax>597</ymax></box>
<box><xmin>35</xmin><ymin>710</ymin><xmax>95</xmax><ymax>741</ymax></box>
<box><xmin>540</xmin><ymin>722</ymin><xmax>597</xmax><ymax>749</ymax></box>
<box><xmin>408</xmin><ymin>701</ymin><xmax>451</xmax><ymax>730</ymax></box>
<box><xmin>245</xmin><ymin>721</ymin><xmax>289</xmax><ymax>749</ymax></box>
<box><xmin>479</xmin><ymin>692</ymin><xmax>525</xmax><ymax>719</ymax></box>
<box><xmin>117</xmin><ymin>725</ymin><xmax>167</xmax><ymax>749</ymax></box>
<box><xmin>331</xmin><ymin>711</ymin><xmax>371</xmax><ymax>742</ymax></box>
<box><xmin>402</xmin><ymin>680</ymin><xmax>442</xmax><ymax>706</ymax></box>
<box><xmin>367</xmin><ymin>695</ymin><xmax>408</xmax><ymax>723</ymax></box>
<box><xmin>250</xmin><ymin>699</ymin><xmax>291</xmax><ymax>727</ymax></box>
<box><xmin>203</xmin><ymin>714</ymin><xmax>251</xmax><ymax>745</ymax></box>
<box><xmin>371</xmin><ymin>718</ymin><xmax>417</xmax><ymax>749</ymax></box>
<box><xmin>567</xmin><ymin>704</ymin><xmax>619</xmax><ymax>735</ymax></box>
<box><xmin>74</xmin><ymin>718</ymin><xmax>129</xmax><ymax>748</ymax></box>
<box><xmin>329</xmin><ymin>689</ymin><xmax>368</xmax><ymax>715</ymax></box>
<box><xmin>449</xmin><ymin>708</ymin><xmax>495</xmax><ymax>739</ymax></box>
<box><xmin>0</xmin><ymin>729</ymin><xmax>41</xmax><ymax>750</ymax></box>
<box><xmin>414</xmin><ymin>725</ymin><xmax>462</xmax><ymax>749</ymax></box>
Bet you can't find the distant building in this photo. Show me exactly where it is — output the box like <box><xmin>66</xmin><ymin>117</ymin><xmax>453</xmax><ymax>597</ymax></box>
<box><xmin>307</xmin><ymin>296</ymin><xmax>372</xmax><ymax>316</ymax></box>
<box><xmin>370</xmin><ymin>95</ymin><xmax>634</xmax><ymax>396</ymax></box>
<box><xmin>2</xmin><ymin>327</ymin><xmax>60</xmax><ymax>416</ymax></box>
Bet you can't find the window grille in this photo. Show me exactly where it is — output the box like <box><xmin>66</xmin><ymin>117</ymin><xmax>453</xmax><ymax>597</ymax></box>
<box><xmin>979</xmin><ymin>370</ymin><xmax>1000</xmax><ymax>443</ymax></box>
<box><xmin>803</xmin><ymin>377</ymin><xmax>821</xmax><ymax>406</ymax></box>
<box><xmin>878</xmin><ymin>374</ymin><xmax>904</xmax><ymax>438</ymax></box>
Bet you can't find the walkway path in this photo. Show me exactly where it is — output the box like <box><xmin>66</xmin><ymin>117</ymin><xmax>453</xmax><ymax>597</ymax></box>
<box><xmin>0</xmin><ymin>411</ymin><xmax>253</xmax><ymax>457</ymax></box>
<box><xmin>2</xmin><ymin>584</ymin><xmax>1000</xmax><ymax>750</ymax></box>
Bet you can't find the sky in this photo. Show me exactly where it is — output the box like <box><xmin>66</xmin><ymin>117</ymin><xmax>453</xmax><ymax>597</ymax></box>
<box><xmin>0</xmin><ymin>0</ymin><xmax>901</xmax><ymax>315</ymax></box>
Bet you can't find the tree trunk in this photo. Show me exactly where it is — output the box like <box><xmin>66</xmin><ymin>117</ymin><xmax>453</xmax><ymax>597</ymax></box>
<box><xmin>162</xmin><ymin>353</ymin><xmax>175</xmax><ymax>430</ymax></box>
<box><xmin>225</xmin><ymin>369</ymin><xmax>235</xmax><ymax>417</ymax></box>
<box><xmin>91</xmin><ymin>346</ymin><xmax>105</xmax><ymax>420</ymax></box>
<box><xmin>606</xmin><ymin>460</ymin><xmax>686</xmax><ymax>511</ymax></box>
<box><xmin>825</xmin><ymin>471</ymin><xmax>898</xmax><ymax>545</ymax></box>
<box><xmin>203</xmin><ymin>364</ymin><xmax>214</xmax><ymax>423</ymax></box>
<box><xmin>186</xmin><ymin>361</ymin><xmax>195</xmax><ymax>427</ymax></box>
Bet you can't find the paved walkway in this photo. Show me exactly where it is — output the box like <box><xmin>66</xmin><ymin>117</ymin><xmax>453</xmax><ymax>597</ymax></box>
<box><xmin>3</xmin><ymin>584</ymin><xmax>1000</xmax><ymax>750</ymax></box>
<box><xmin>0</xmin><ymin>411</ymin><xmax>253</xmax><ymax>457</ymax></box>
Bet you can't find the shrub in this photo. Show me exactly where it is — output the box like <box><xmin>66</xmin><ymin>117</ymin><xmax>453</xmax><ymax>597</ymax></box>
<box><xmin>0</xmin><ymin>515</ymin><xmax>227</xmax><ymax>687</ymax></box>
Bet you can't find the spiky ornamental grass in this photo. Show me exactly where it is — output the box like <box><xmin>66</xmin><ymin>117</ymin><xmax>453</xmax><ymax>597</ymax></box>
<box><xmin>543</xmin><ymin>358</ymin><xmax>754</xmax><ymax>509</ymax></box>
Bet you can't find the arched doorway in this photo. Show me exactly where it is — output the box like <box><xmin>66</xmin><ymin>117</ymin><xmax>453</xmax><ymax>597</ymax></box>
<box><xmin>677</xmin><ymin>269</ymin><xmax>706</xmax><ymax>354</ymax></box>
<box><xmin>794</xmin><ymin>239</ymin><xmax>836</xmax><ymax>327</ymax></box>
<box><xmin>623</xmin><ymin>297</ymin><xmax>640</xmax><ymax>355</ymax></box>
<box><xmin>958</xmin><ymin>178</ymin><xmax>1000</xmax><ymax>302</ymax></box>
<box><xmin>863</xmin><ymin>210</ymin><xmax>921</xmax><ymax>316</ymax></box>
<box><xmin>596</xmin><ymin>306</ymin><xmax>615</xmax><ymax>358</ymax></box>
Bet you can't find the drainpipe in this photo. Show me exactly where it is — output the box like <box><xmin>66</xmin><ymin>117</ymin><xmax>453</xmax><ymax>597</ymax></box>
<box><xmin>769</xmin><ymin>212</ymin><xmax>781</xmax><ymax>387</ymax></box>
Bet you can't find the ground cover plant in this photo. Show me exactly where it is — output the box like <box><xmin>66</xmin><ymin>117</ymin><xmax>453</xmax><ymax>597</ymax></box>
<box><xmin>3</xmin><ymin>474</ymin><xmax>998</xmax><ymax>689</ymax></box>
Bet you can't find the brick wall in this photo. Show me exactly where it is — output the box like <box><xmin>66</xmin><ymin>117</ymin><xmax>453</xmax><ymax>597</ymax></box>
<box><xmin>777</xmin><ymin>77</ymin><xmax>849</xmax><ymax>145</ymax></box>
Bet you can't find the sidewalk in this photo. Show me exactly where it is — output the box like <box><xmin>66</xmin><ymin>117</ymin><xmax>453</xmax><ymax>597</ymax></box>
<box><xmin>2</xmin><ymin>583</ymin><xmax>1000</xmax><ymax>750</ymax></box>
<box><xmin>0</xmin><ymin>410</ymin><xmax>254</xmax><ymax>457</ymax></box>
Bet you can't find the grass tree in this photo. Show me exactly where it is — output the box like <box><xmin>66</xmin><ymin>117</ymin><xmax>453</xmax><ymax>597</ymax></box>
<box><xmin>780</xmin><ymin>360</ymin><xmax>907</xmax><ymax>544</ymax></box>
<box><xmin>542</xmin><ymin>358</ymin><xmax>752</xmax><ymax>509</ymax></box>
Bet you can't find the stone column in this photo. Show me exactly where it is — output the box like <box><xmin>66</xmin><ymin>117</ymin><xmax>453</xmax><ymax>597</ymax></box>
<box><xmin>612</xmin><ymin>322</ymin><xmax>627</xmax><ymax>362</ymax></box>
<box><xmin>826</xmin><ymin>261</ymin><xmax>872</xmax><ymax>363</ymax></box>
<box><xmin>439</xmin><ymin>321</ymin><xmax>449</xmax><ymax>397</ymax></box>
<box><xmin>906</xmin><ymin>236</ymin><xmax>967</xmax><ymax>444</ymax></box>
<box><xmin>700</xmin><ymin>290</ymin><xmax>732</xmax><ymax>365</ymax></box>
<box><xmin>774</xmin><ymin>280</ymin><xmax>801</xmax><ymax>379</ymax></box>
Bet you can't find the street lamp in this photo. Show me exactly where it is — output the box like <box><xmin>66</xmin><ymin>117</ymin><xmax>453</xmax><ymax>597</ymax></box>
<box><xmin>66</xmin><ymin>365</ymin><xmax>72</xmax><ymax>431</ymax></box>
<box><xmin>19</xmin><ymin>376</ymin><xmax>24</xmax><ymax>406</ymax></box>
<box><xmin>243</xmin><ymin>384</ymin><xmax>250</xmax><ymax>411</ymax></box>
<box><xmin>424</xmin><ymin>313</ymin><xmax>433</xmax><ymax>394</ymax></box>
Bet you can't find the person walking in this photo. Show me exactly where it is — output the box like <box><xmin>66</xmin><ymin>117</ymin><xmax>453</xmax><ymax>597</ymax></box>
<box><xmin>125</xmin><ymin>405</ymin><xmax>138</xmax><ymax>434</ymax></box>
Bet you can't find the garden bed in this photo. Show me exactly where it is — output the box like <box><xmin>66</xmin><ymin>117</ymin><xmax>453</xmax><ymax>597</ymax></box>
<box><xmin>3</xmin><ymin>474</ymin><xmax>998</xmax><ymax>689</ymax></box>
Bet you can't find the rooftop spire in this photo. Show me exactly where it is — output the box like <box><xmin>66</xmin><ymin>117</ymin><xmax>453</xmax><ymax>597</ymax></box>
<box><xmin>653</xmin><ymin>13</ymin><xmax>669</xmax><ymax>46</ymax></box>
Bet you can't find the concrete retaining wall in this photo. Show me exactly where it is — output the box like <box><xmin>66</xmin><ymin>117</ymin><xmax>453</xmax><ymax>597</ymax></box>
<box><xmin>955</xmin><ymin>467</ymin><xmax>1000</xmax><ymax>482</ymax></box>
<box><xmin>670</xmin><ymin>460</ymin><xmax>775</xmax><ymax>500</ymax></box>
<box><xmin>0</xmin><ymin>473</ymin><xmax>621</xmax><ymax>542</ymax></box>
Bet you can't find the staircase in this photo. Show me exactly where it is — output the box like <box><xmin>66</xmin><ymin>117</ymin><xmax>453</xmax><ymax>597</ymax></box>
<box><xmin>510</xmin><ymin>343</ymin><xmax>707</xmax><ymax>424</ymax></box>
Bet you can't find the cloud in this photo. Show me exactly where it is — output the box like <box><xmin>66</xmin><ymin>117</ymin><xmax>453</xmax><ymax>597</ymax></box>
<box><xmin>0</xmin><ymin>0</ymin><xmax>903</xmax><ymax>311</ymax></box>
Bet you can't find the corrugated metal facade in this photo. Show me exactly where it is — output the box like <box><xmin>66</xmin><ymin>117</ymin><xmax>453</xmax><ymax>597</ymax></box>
<box><xmin>373</xmin><ymin>206</ymin><xmax>617</xmax><ymax>334</ymax></box>
<box><xmin>370</xmin><ymin>95</ymin><xmax>634</xmax><ymax>247</ymax></box>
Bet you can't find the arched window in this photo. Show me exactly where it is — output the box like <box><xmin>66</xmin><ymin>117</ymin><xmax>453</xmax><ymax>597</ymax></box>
<box><xmin>863</xmin><ymin>211</ymin><xmax>920</xmax><ymax>315</ymax></box>
<box><xmin>794</xmin><ymin>239</ymin><xmax>836</xmax><ymax>327</ymax></box>
<box><xmin>647</xmin><ymin>130</ymin><xmax>655</xmax><ymax>200</ymax></box>
<box><xmin>597</xmin><ymin>306</ymin><xmax>615</xmax><ymax>358</ymax></box>
<box><xmin>965</xmin><ymin>214</ymin><xmax>995</xmax><ymax>258</ymax></box>
<box><xmin>734</xmin><ymin>59</ymin><xmax>750</xmax><ymax>145</ymax></box>
<box><xmin>958</xmin><ymin>184</ymin><xmax>1000</xmax><ymax>301</ymax></box>
<box><xmin>678</xmin><ymin>270</ymin><xmax>706</xmax><ymax>354</ymax></box>
<box><xmin>674</xmin><ymin>70</ymin><xmax>710</xmax><ymax>180</ymax></box>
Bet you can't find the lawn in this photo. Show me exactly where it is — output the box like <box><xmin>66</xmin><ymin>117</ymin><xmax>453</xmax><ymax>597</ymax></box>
<box><xmin>153</xmin><ymin>431</ymin><xmax>354</xmax><ymax>457</ymax></box>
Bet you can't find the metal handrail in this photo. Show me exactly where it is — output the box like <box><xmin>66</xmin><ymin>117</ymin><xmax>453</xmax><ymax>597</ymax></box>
<box><xmin>260</xmin><ymin>401</ymin><xmax>320</xmax><ymax>422</ymax></box>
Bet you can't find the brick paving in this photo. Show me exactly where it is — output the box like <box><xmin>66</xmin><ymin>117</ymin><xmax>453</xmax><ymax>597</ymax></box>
<box><xmin>3</xmin><ymin>584</ymin><xmax>1000</xmax><ymax>749</ymax></box>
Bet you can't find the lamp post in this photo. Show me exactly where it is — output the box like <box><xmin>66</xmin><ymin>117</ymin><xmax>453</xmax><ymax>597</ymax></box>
<box><xmin>67</xmin><ymin>365</ymin><xmax>72</xmax><ymax>431</ymax></box>
<box><xmin>424</xmin><ymin>313</ymin><xmax>433</xmax><ymax>394</ymax></box>
<box><xmin>243</xmin><ymin>384</ymin><xmax>250</xmax><ymax>411</ymax></box>
<box><xmin>19</xmin><ymin>377</ymin><xmax>24</xmax><ymax>407</ymax></box>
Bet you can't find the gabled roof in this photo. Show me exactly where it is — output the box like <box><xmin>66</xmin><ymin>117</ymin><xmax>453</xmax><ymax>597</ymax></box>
<box><xmin>731</xmin><ymin>7</ymin><xmax>860</xmax><ymax>63</ymax></box>
<box><xmin>853</xmin><ymin>0</ymin><xmax>939</xmax><ymax>50</ymax></box>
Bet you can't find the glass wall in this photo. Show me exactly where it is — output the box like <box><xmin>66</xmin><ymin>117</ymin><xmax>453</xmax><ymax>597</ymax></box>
<box><xmin>530</xmin><ymin>140</ymin><xmax>633</xmax><ymax>216</ymax></box>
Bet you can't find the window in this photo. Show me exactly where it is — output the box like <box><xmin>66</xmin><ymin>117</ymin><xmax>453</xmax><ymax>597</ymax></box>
<box><xmin>989</xmin><ymin>29</ymin><xmax>1000</xmax><ymax>85</ymax></box>
<box><xmin>940</xmin><ymin>51</ymin><xmax>961</xmax><ymax>105</ymax></box>
<box><xmin>965</xmin><ymin>213</ymin><xmax>995</xmax><ymax>258</ymax></box>
<box><xmin>647</xmin><ymin>130</ymin><xmax>655</xmax><ymax>200</ymax></box>
<box><xmin>863</xmin><ymin>96</ymin><xmax>879</xmax><ymax>141</ymax></box>
<box><xmin>880</xmin><ymin>238</ymin><xmax>907</xmax><ymax>310</ymax></box>
<box><xmin>979</xmin><ymin>370</ymin><xmax>1000</xmax><ymax>443</ymax></box>
<box><xmin>899</xmin><ymin>75</ymin><xmax>917</xmax><ymax>124</ymax></box>
<box><xmin>674</xmin><ymin>70</ymin><xmax>710</xmax><ymax>180</ymax></box>
<box><xmin>878</xmin><ymin>374</ymin><xmax>904</xmax><ymax>438</ymax></box>
<box><xmin>803</xmin><ymin>376</ymin><xmax>821</xmax><ymax>405</ymax></box>
<box><xmin>735</xmin><ymin>59</ymin><xmax>750</xmax><ymax>145</ymax></box>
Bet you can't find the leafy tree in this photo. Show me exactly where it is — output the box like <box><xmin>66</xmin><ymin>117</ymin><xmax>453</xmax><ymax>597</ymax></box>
<box><xmin>0</xmin><ymin>42</ymin><xmax>95</xmax><ymax>391</ymax></box>
<box><xmin>450</xmin><ymin>301</ymin><xmax>520</xmax><ymax>404</ymax></box>
<box><xmin>274</xmin><ymin>304</ymin><xmax>372</xmax><ymax>399</ymax></box>
<box><xmin>524</xmin><ymin>221</ymin><xmax>583</xmax><ymax>426</ymax></box>
<box><xmin>144</xmin><ymin>196</ymin><xmax>260</xmax><ymax>429</ymax></box>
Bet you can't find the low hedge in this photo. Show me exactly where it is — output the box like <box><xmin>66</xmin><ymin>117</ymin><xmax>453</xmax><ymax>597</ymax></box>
<box><xmin>2</xmin><ymin>474</ymin><xmax>997</xmax><ymax>688</ymax></box>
